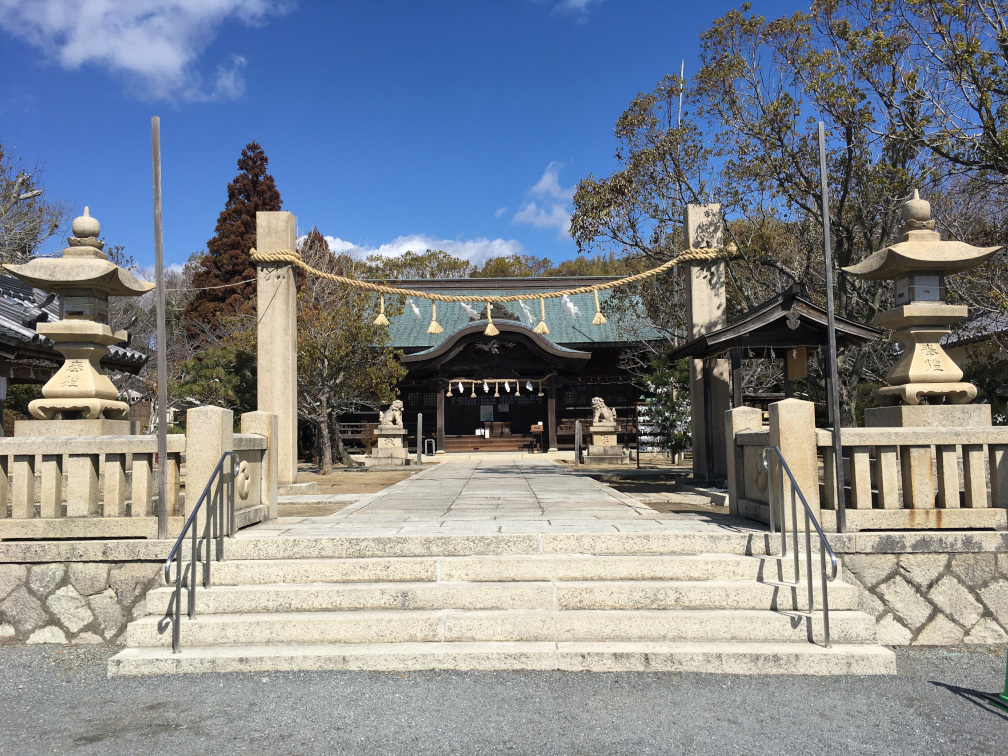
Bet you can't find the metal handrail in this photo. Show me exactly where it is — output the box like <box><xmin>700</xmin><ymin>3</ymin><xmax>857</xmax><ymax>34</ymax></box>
<box><xmin>761</xmin><ymin>446</ymin><xmax>839</xmax><ymax>648</ymax></box>
<box><xmin>163</xmin><ymin>451</ymin><xmax>237</xmax><ymax>653</ymax></box>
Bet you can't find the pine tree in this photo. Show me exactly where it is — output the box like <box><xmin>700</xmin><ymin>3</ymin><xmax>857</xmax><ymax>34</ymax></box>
<box><xmin>184</xmin><ymin>141</ymin><xmax>281</xmax><ymax>341</ymax></box>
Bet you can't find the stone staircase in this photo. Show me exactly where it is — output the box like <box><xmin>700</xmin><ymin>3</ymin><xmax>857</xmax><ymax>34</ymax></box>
<box><xmin>108</xmin><ymin>532</ymin><xmax>896</xmax><ymax>676</ymax></box>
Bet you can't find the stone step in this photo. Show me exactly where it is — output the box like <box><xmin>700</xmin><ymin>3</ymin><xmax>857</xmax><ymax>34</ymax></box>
<box><xmin>108</xmin><ymin>640</ymin><xmax>897</xmax><ymax>677</ymax></box>
<box><xmin>181</xmin><ymin>553</ymin><xmax>833</xmax><ymax>586</ymax></box>
<box><xmin>126</xmin><ymin>608</ymin><xmax>878</xmax><ymax>648</ymax></box>
<box><xmin>146</xmin><ymin>578</ymin><xmax>858</xmax><ymax>614</ymax></box>
<box><xmin>223</xmin><ymin>532</ymin><xmax>800</xmax><ymax>560</ymax></box>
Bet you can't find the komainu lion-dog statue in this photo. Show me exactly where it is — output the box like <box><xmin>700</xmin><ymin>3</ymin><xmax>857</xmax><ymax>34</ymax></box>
<box><xmin>379</xmin><ymin>400</ymin><xmax>404</xmax><ymax>427</ymax></box>
<box><xmin>591</xmin><ymin>397</ymin><xmax>616</xmax><ymax>423</ymax></box>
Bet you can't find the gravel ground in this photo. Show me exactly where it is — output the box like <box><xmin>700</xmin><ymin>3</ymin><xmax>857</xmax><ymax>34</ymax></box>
<box><xmin>0</xmin><ymin>645</ymin><xmax>1005</xmax><ymax>755</ymax></box>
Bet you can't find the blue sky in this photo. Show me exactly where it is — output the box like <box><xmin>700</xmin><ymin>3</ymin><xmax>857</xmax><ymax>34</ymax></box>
<box><xmin>0</xmin><ymin>0</ymin><xmax>802</xmax><ymax>270</ymax></box>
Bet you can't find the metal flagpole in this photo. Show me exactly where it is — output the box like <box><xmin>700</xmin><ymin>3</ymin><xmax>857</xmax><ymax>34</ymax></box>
<box><xmin>677</xmin><ymin>60</ymin><xmax>685</xmax><ymax>128</ymax></box>
<box><xmin>151</xmin><ymin>117</ymin><xmax>169</xmax><ymax>540</ymax></box>
<box><xmin>818</xmin><ymin>121</ymin><xmax>847</xmax><ymax>533</ymax></box>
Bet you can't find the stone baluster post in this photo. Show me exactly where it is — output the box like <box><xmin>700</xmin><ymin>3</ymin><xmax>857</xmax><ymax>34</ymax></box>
<box><xmin>241</xmin><ymin>411</ymin><xmax>279</xmax><ymax>521</ymax></box>
<box><xmin>725</xmin><ymin>406</ymin><xmax>763</xmax><ymax>516</ymax></box>
<box><xmin>185</xmin><ymin>407</ymin><xmax>234</xmax><ymax>530</ymax></box>
<box><xmin>768</xmin><ymin>398</ymin><xmax>821</xmax><ymax>530</ymax></box>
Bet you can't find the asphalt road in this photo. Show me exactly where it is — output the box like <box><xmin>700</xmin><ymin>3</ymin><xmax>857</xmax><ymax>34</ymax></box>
<box><xmin>0</xmin><ymin>645</ymin><xmax>1005</xmax><ymax>755</ymax></box>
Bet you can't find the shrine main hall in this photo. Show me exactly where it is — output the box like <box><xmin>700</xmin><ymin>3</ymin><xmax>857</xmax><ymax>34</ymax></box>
<box><xmin>374</xmin><ymin>276</ymin><xmax>651</xmax><ymax>454</ymax></box>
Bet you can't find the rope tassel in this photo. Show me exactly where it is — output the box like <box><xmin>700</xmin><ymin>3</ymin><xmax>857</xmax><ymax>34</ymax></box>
<box><xmin>427</xmin><ymin>300</ymin><xmax>443</xmax><ymax>334</ymax></box>
<box><xmin>484</xmin><ymin>301</ymin><xmax>499</xmax><ymax>336</ymax></box>
<box><xmin>592</xmin><ymin>290</ymin><xmax>607</xmax><ymax>326</ymax></box>
<box><xmin>373</xmin><ymin>295</ymin><xmax>390</xmax><ymax>326</ymax></box>
<box><xmin>533</xmin><ymin>298</ymin><xmax>549</xmax><ymax>335</ymax></box>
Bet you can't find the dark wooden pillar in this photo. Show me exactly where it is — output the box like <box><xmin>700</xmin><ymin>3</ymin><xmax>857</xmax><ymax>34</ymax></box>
<box><xmin>436</xmin><ymin>382</ymin><xmax>445</xmax><ymax>453</ymax></box>
<box><xmin>547</xmin><ymin>380</ymin><xmax>557</xmax><ymax>451</ymax></box>
<box><xmin>731</xmin><ymin>348</ymin><xmax>743</xmax><ymax>408</ymax></box>
<box><xmin>703</xmin><ymin>361</ymin><xmax>715</xmax><ymax>482</ymax></box>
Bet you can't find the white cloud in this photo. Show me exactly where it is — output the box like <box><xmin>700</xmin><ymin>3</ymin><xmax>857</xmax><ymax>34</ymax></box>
<box><xmin>554</xmin><ymin>0</ymin><xmax>603</xmax><ymax>13</ymax></box>
<box><xmin>322</xmin><ymin>234</ymin><xmax>527</xmax><ymax>266</ymax></box>
<box><xmin>494</xmin><ymin>206</ymin><xmax>508</xmax><ymax>218</ymax></box>
<box><xmin>531</xmin><ymin>0</ymin><xmax>604</xmax><ymax>21</ymax></box>
<box><xmin>513</xmin><ymin>201</ymin><xmax>571</xmax><ymax>235</ymax></box>
<box><xmin>530</xmin><ymin>162</ymin><xmax>575</xmax><ymax>201</ymax></box>
<box><xmin>0</xmin><ymin>0</ymin><xmax>291</xmax><ymax>101</ymax></box>
<box><xmin>512</xmin><ymin>162</ymin><xmax>575</xmax><ymax>238</ymax></box>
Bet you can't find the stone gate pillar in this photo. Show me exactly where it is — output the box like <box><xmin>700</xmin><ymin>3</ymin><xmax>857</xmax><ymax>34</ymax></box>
<box><xmin>255</xmin><ymin>211</ymin><xmax>298</xmax><ymax>485</ymax></box>
<box><xmin>682</xmin><ymin>204</ymin><xmax>730</xmax><ymax>482</ymax></box>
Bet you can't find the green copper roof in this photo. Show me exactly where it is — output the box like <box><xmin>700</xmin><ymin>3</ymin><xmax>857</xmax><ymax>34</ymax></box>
<box><xmin>381</xmin><ymin>278</ymin><xmax>661</xmax><ymax>351</ymax></box>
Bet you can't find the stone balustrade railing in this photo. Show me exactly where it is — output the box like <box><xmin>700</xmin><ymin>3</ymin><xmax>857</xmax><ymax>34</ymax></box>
<box><xmin>815</xmin><ymin>426</ymin><xmax>1008</xmax><ymax>532</ymax></box>
<box><xmin>726</xmin><ymin>399</ymin><xmax>1008</xmax><ymax>533</ymax></box>
<box><xmin>0</xmin><ymin>407</ymin><xmax>278</xmax><ymax>540</ymax></box>
<box><xmin>0</xmin><ymin>435</ymin><xmax>185</xmax><ymax>539</ymax></box>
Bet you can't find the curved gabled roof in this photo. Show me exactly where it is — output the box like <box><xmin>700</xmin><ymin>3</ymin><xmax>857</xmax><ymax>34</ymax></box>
<box><xmin>666</xmin><ymin>284</ymin><xmax>881</xmax><ymax>360</ymax></box>
<box><xmin>402</xmin><ymin>321</ymin><xmax>591</xmax><ymax>372</ymax></box>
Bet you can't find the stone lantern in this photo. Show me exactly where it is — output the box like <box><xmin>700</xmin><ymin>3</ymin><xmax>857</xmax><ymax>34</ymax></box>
<box><xmin>844</xmin><ymin>190</ymin><xmax>1000</xmax><ymax>428</ymax></box>
<box><xmin>3</xmin><ymin>207</ymin><xmax>155</xmax><ymax>434</ymax></box>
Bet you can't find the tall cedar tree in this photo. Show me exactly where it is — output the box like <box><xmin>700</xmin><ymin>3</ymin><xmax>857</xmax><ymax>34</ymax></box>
<box><xmin>184</xmin><ymin>141</ymin><xmax>281</xmax><ymax>341</ymax></box>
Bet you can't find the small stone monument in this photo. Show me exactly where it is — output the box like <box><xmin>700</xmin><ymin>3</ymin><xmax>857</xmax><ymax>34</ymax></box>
<box><xmin>3</xmin><ymin>208</ymin><xmax>155</xmax><ymax>436</ymax></box>
<box><xmin>844</xmin><ymin>190</ymin><xmax>1000</xmax><ymax>429</ymax></box>
<box><xmin>586</xmin><ymin>397</ymin><xmax>623</xmax><ymax>465</ymax></box>
<box><xmin>369</xmin><ymin>399</ymin><xmax>408</xmax><ymax>466</ymax></box>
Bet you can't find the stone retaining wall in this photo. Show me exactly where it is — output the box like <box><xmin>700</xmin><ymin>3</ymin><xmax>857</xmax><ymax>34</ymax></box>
<box><xmin>834</xmin><ymin>532</ymin><xmax>1008</xmax><ymax>645</ymax></box>
<box><xmin>0</xmin><ymin>561</ymin><xmax>162</xmax><ymax>645</ymax></box>
<box><xmin>0</xmin><ymin>541</ymin><xmax>169</xmax><ymax>646</ymax></box>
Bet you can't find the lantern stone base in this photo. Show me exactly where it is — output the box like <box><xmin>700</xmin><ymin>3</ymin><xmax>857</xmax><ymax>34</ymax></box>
<box><xmin>877</xmin><ymin>382</ymin><xmax>978</xmax><ymax>405</ymax></box>
<box><xmin>30</xmin><ymin>320</ymin><xmax>131</xmax><ymax>420</ymax></box>
<box><xmin>865</xmin><ymin>403</ymin><xmax>991</xmax><ymax>429</ymax></box>
<box><xmin>873</xmin><ymin>304</ymin><xmax>978</xmax><ymax>406</ymax></box>
<box><xmin>14</xmin><ymin>418</ymin><xmax>138</xmax><ymax>437</ymax></box>
<box><xmin>368</xmin><ymin>426</ymin><xmax>408</xmax><ymax>466</ymax></box>
<box><xmin>28</xmin><ymin>397</ymin><xmax>130</xmax><ymax>421</ymax></box>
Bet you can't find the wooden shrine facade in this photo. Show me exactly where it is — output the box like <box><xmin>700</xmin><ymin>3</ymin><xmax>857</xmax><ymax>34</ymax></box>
<box><xmin>349</xmin><ymin>277</ymin><xmax>659</xmax><ymax>453</ymax></box>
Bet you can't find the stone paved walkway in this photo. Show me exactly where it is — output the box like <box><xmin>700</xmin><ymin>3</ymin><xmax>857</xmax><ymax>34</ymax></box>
<box><xmin>239</xmin><ymin>457</ymin><xmax>760</xmax><ymax>538</ymax></box>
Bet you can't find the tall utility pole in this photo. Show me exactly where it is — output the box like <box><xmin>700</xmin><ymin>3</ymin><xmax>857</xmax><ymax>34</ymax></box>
<box><xmin>818</xmin><ymin>121</ymin><xmax>847</xmax><ymax>533</ymax></box>
<box><xmin>151</xmin><ymin>117</ymin><xmax>169</xmax><ymax>540</ymax></box>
